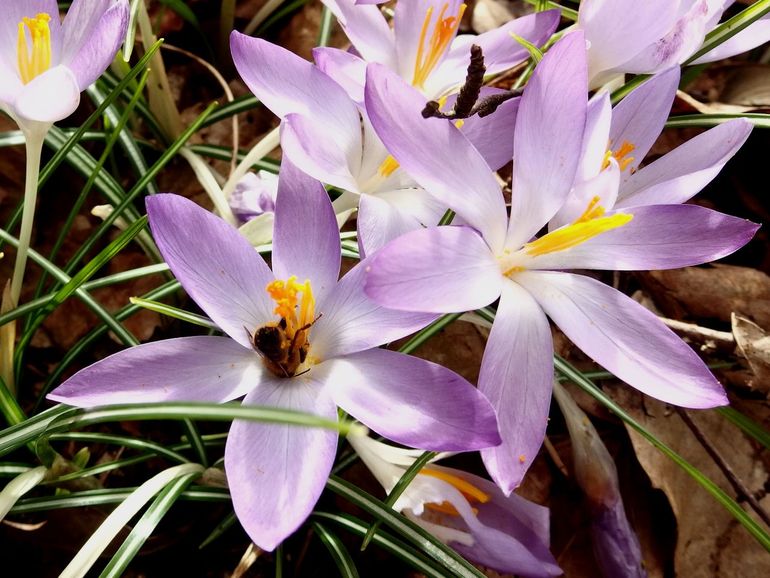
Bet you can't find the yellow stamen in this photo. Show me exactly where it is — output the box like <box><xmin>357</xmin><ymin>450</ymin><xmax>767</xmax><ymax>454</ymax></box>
<box><xmin>454</xmin><ymin>119</ymin><xmax>465</xmax><ymax>129</ymax></box>
<box><xmin>412</xmin><ymin>3</ymin><xmax>466</xmax><ymax>88</ymax></box>
<box><xmin>17</xmin><ymin>13</ymin><xmax>52</xmax><ymax>85</ymax></box>
<box><xmin>378</xmin><ymin>155</ymin><xmax>400</xmax><ymax>178</ymax></box>
<box><xmin>266</xmin><ymin>276</ymin><xmax>315</xmax><ymax>337</ymax></box>
<box><xmin>523</xmin><ymin>213</ymin><xmax>633</xmax><ymax>257</ymax></box>
<box><xmin>421</xmin><ymin>468</ymin><xmax>490</xmax><ymax>504</ymax></box>
<box><xmin>437</xmin><ymin>95</ymin><xmax>448</xmax><ymax>110</ymax></box>
<box><xmin>602</xmin><ymin>140</ymin><xmax>636</xmax><ymax>172</ymax></box>
<box><xmin>573</xmin><ymin>195</ymin><xmax>605</xmax><ymax>224</ymax></box>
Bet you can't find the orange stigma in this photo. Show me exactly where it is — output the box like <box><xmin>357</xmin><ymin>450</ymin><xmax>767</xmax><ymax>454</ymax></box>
<box><xmin>17</xmin><ymin>13</ymin><xmax>52</xmax><ymax>85</ymax></box>
<box><xmin>378</xmin><ymin>155</ymin><xmax>400</xmax><ymax>178</ymax></box>
<box><xmin>602</xmin><ymin>140</ymin><xmax>636</xmax><ymax>172</ymax></box>
<box><xmin>422</xmin><ymin>468</ymin><xmax>489</xmax><ymax>517</ymax></box>
<box><xmin>266</xmin><ymin>276</ymin><xmax>315</xmax><ymax>337</ymax></box>
<box><xmin>412</xmin><ymin>3</ymin><xmax>466</xmax><ymax>88</ymax></box>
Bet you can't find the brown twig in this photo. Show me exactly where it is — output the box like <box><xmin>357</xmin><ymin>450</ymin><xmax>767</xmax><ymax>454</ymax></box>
<box><xmin>676</xmin><ymin>407</ymin><xmax>770</xmax><ymax>528</ymax></box>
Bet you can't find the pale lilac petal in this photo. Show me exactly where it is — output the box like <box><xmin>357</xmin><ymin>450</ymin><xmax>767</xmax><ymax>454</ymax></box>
<box><xmin>225</xmin><ymin>378</ymin><xmax>337</xmax><ymax>551</ymax></box>
<box><xmin>576</xmin><ymin>91</ymin><xmax>612</xmax><ymax>183</ymax></box>
<box><xmin>316</xmin><ymin>348</ymin><xmax>501</xmax><ymax>451</ymax></box>
<box><xmin>357</xmin><ymin>193</ymin><xmax>423</xmax><ymax>257</ymax></box>
<box><xmin>272</xmin><ymin>158</ymin><xmax>340</xmax><ymax>305</ymax></box>
<box><xmin>693</xmin><ymin>15</ymin><xmax>770</xmax><ymax>64</ymax></box>
<box><xmin>480</xmin><ymin>280</ymin><xmax>554</xmax><ymax>495</ymax></box>
<box><xmin>506</xmin><ymin>31</ymin><xmax>588</xmax><ymax>250</ymax></box>
<box><xmin>281</xmin><ymin>114</ymin><xmax>362</xmax><ymax>194</ymax></box>
<box><xmin>230</xmin><ymin>33</ymin><xmax>362</xmax><ymax>167</ymax></box>
<box><xmin>310</xmin><ymin>257</ymin><xmax>437</xmax><ymax>360</ymax></box>
<box><xmin>364</xmin><ymin>63</ymin><xmax>507</xmax><ymax>250</ymax></box>
<box><xmin>617</xmin><ymin>119</ymin><xmax>753</xmax><ymax>206</ymax></box>
<box><xmin>532</xmin><ymin>204</ymin><xmax>758</xmax><ymax>272</ymax></box>
<box><xmin>363</xmin><ymin>225</ymin><xmax>503</xmax><ymax>313</ymax></box>
<box><xmin>61</xmin><ymin>0</ymin><xmax>128</xmax><ymax>88</ymax></box>
<box><xmin>619</xmin><ymin>1</ymin><xmax>710</xmax><ymax>73</ymax></box>
<box><xmin>550</xmin><ymin>160</ymin><xmax>620</xmax><ymax>230</ymax></box>
<box><xmin>456</xmin><ymin>90</ymin><xmax>519</xmax><ymax>171</ymax></box>
<box><xmin>610</xmin><ymin>67</ymin><xmax>679</xmax><ymax>178</ymax></box>
<box><xmin>579</xmin><ymin>0</ymin><xmax>678</xmax><ymax>81</ymax></box>
<box><xmin>48</xmin><ymin>336</ymin><xmax>261</xmax><ymax>406</ymax></box>
<box><xmin>313</xmin><ymin>47</ymin><xmax>367</xmax><ymax>104</ymax></box>
<box><xmin>13</xmin><ymin>65</ymin><xmax>80</xmax><ymax>122</ymax></box>
<box><xmin>394</xmin><ymin>0</ymin><xmax>464</xmax><ymax>81</ymax></box>
<box><xmin>517</xmin><ymin>271</ymin><xmax>728</xmax><ymax>408</ymax></box>
<box><xmin>427</xmin><ymin>10</ymin><xmax>560</xmax><ymax>96</ymax></box>
<box><xmin>320</xmin><ymin>0</ymin><xmax>396</xmax><ymax>66</ymax></box>
<box><xmin>146</xmin><ymin>194</ymin><xmax>275</xmax><ymax>349</ymax></box>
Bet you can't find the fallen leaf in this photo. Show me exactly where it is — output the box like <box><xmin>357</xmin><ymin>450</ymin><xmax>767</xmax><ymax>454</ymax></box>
<box><xmin>732</xmin><ymin>313</ymin><xmax>770</xmax><ymax>394</ymax></box>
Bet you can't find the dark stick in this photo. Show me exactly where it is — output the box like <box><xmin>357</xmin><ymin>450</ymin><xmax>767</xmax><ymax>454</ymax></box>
<box><xmin>677</xmin><ymin>407</ymin><xmax>770</xmax><ymax>528</ymax></box>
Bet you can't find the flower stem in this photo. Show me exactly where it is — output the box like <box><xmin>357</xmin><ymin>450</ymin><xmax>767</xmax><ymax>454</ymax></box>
<box><xmin>10</xmin><ymin>130</ymin><xmax>45</xmax><ymax>306</ymax></box>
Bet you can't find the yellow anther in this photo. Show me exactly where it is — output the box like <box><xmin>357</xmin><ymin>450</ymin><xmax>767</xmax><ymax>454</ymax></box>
<box><xmin>437</xmin><ymin>95</ymin><xmax>448</xmax><ymax>110</ymax></box>
<box><xmin>17</xmin><ymin>13</ymin><xmax>52</xmax><ymax>85</ymax></box>
<box><xmin>524</xmin><ymin>213</ymin><xmax>633</xmax><ymax>257</ymax></box>
<box><xmin>602</xmin><ymin>140</ymin><xmax>636</xmax><ymax>172</ymax></box>
<box><xmin>378</xmin><ymin>155</ymin><xmax>400</xmax><ymax>178</ymax></box>
<box><xmin>421</xmin><ymin>468</ymin><xmax>490</xmax><ymax>504</ymax></box>
<box><xmin>266</xmin><ymin>276</ymin><xmax>315</xmax><ymax>335</ymax></box>
<box><xmin>412</xmin><ymin>3</ymin><xmax>466</xmax><ymax>88</ymax></box>
<box><xmin>454</xmin><ymin>119</ymin><xmax>465</xmax><ymax>129</ymax></box>
<box><xmin>573</xmin><ymin>195</ymin><xmax>606</xmax><ymax>224</ymax></box>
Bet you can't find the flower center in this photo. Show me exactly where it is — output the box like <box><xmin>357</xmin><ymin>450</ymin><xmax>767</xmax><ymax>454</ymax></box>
<box><xmin>252</xmin><ymin>276</ymin><xmax>317</xmax><ymax>378</ymax></box>
<box><xmin>412</xmin><ymin>3</ymin><xmax>466</xmax><ymax>89</ymax></box>
<box><xmin>422</xmin><ymin>468</ymin><xmax>489</xmax><ymax>517</ymax></box>
<box><xmin>501</xmin><ymin>196</ymin><xmax>633</xmax><ymax>276</ymax></box>
<box><xmin>17</xmin><ymin>13</ymin><xmax>52</xmax><ymax>85</ymax></box>
<box><xmin>602</xmin><ymin>140</ymin><xmax>636</xmax><ymax>172</ymax></box>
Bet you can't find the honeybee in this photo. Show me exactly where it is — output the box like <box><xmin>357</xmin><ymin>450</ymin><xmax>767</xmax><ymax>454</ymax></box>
<box><xmin>249</xmin><ymin>316</ymin><xmax>317</xmax><ymax>378</ymax></box>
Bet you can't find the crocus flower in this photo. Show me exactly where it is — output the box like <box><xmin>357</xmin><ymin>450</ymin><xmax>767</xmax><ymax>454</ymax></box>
<box><xmin>362</xmin><ymin>31</ymin><xmax>759</xmax><ymax>494</ymax></box>
<box><xmin>551</xmin><ymin>66</ymin><xmax>752</xmax><ymax>229</ymax></box>
<box><xmin>316</xmin><ymin>0</ymin><xmax>559</xmax><ymax>100</ymax></box>
<box><xmin>0</xmin><ymin>0</ymin><xmax>129</xmax><ymax>127</ymax></box>
<box><xmin>578</xmin><ymin>0</ymin><xmax>770</xmax><ymax>88</ymax></box>
<box><xmin>230</xmin><ymin>32</ymin><xmax>519</xmax><ymax>255</ymax></box>
<box><xmin>349</xmin><ymin>434</ymin><xmax>561</xmax><ymax>577</ymax></box>
<box><xmin>229</xmin><ymin>170</ymin><xmax>278</xmax><ymax>223</ymax></box>
<box><xmin>48</xmin><ymin>158</ymin><xmax>501</xmax><ymax>550</ymax></box>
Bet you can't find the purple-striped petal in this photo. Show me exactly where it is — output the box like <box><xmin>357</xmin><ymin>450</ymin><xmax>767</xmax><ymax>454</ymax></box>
<box><xmin>0</xmin><ymin>0</ymin><xmax>61</xmax><ymax>74</ymax></box>
<box><xmin>364</xmin><ymin>63</ymin><xmax>507</xmax><ymax>250</ymax></box>
<box><xmin>517</xmin><ymin>271</ymin><xmax>728</xmax><ymax>408</ymax></box>
<box><xmin>610</xmin><ymin>67</ymin><xmax>680</xmax><ymax>179</ymax></box>
<box><xmin>272</xmin><ymin>157</ymin><xmax>340</xmax><ymax>305</ymax></box>
<box><xmin>693</xmin><ymin>14</ymin><xmax>770</xmax><ymax>63</ymax></box>
<box><xmin>316</xmin><ymin>348</ymin><xmax>501</xmax><ymax>451</ymax></box>
<box><xmin>506</xmin><ymin>31</ymin><xmax>588</xmax><ymax>250</ymax></box>
<box><xmin>48</xmin><ymin>336</ymin><xmax>260</xmax><ymax>406</ymax></box>
<box><xmin>617</xmin><ymin>118</ymin><xmax>753</xmax><ymax>206</ymax></box>
<box><xmin>364</xmin><ymin>225</ymin><xmax>503</xmax><ymax>313</ymax></box>
<box><xmin>480</xmin><ymin>280</ymin><xmax>554</xmax><ymax>495</ymax></box>
<box><xmin>225</xmin><ymin>378</ymin><xmax>337</xmax><ymax>551</ymax></box>
<box><xmin>533</xmin><ymin>204</ymin><xmax>758</xmax><ymax>271</ymax></box>
<box><xmin>310</xmin><ymin>257</ymin><xmax>437</xmax><ymax>360</ymax></box>
<box><xmin>146</xmin><ymin>194</ymin><xmax>276</xmax><ymax>348</ymax></box>
<box><xmin>61</xmin><ymin>0</ymin><xmax>129</xmax><ymax>89</ymax></box>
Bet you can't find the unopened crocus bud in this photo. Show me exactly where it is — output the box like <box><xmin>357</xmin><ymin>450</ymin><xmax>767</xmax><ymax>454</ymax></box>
<box><xmin>553</xmin><ymin>383</ymin><xmax>646</xmax><ymax>578</ymax></box>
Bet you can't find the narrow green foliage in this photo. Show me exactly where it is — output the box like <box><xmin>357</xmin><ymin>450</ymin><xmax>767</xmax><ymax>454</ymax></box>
<box><xmin>313</xmin><ymin>522</ymin><xmax>361</xmax><ymax>578</ymax></box>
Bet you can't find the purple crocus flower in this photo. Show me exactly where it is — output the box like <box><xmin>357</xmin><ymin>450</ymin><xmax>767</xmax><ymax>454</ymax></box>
<box><xmin>229</xmin><ymin>171</ymin><xmax>278</xmax><ymax>224</ymax></box>
<box><xmin>229</xmin><ymin>32</ymin><xmax>519</xmax><ymax>256</ymax></box>
<box><xmin>316</xmin><ymin>0</ymin><xmax>559</xmax><ymax>99</ymax></box>
<box><xmin>0</xmin><ymin>0</ymin><xmax>128</xmax><ymax>125</ymax></box>
<box><xmin>579</xmin><ymin>0</ymin><xmax>770</xmax><ymax>87</ymax></box>
<box><xmin>349</xmin><ymin>434</ymin><xmax>561</xmax><ymax>577</ymax></box>
<box><xmin>48</xmin><ymin>158</ymin><xmax>501</xmax><ymax>550</ymax></box>
<box><xmin>362</xmin><ymin>31</ymin><xmax>759</xmax><ymax>494</ymax></box>
<box><xmin>551</xmin><ymin>66</ymin><xmax>752</xmax><ymax>229</ymax></box>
